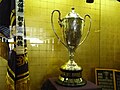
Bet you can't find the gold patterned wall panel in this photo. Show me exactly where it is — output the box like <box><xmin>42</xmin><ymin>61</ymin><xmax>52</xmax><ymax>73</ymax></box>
<box><xmin>22</xmin><ymin>0</ymin><xmax>120</xmax><ymax>89</ymax></box>
<box><xmin>100</xmin><ymin>0</ymin><xmax>120</xmax><ymax>68</ymax></box>
<box><xmin>24</xmin><ymin>0</ymin><xmax>100</xmax><ymax>89</ymax></box>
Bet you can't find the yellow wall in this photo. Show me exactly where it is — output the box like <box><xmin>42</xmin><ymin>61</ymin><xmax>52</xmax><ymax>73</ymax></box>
<box><xmin>23</xmin><ymin>0</ymin><xmax>120</xmax><ymax>89</ymax></box>
<box><xmin>1</xmin><ymin>0</ymin><xmax>120</xmax><ymax>90</ymax></box>
<box><xmin>100</xmin><ymin>0</ymin><xmax>120</xmax><ymax>68</ymax></box>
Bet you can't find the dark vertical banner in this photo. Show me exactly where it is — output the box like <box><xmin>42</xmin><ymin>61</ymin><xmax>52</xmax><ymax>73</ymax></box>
<box><xmin>0</xmin><ymin>0</ymin><xmax>11</xmax><ymax>27</ymax></box>
<box><xmin>0</xmin><ymin>0</ymin><xmax>10</xmax><ymax>60</ymax></box>
<box><xmin>6</xmin><ymin>0</ymin><xmax>30</xmax><ymax>89</ymax></box>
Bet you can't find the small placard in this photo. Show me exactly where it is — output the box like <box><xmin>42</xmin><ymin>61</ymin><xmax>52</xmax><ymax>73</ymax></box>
<box><xmin>95</xmin><ymin>68</ymin><xmax>115</xmax><ymax>90</ymax></box>
<box><xmin>95</xmin><ymin>68</ymin><xmax>120</xmax><ymax>90</ymax></box>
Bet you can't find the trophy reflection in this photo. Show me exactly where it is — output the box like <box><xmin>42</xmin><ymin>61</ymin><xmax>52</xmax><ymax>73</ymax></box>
<box><xmin>51</xmin><ymin>8</ymin><xmax>91</xmax><ymax>86</ymax></box>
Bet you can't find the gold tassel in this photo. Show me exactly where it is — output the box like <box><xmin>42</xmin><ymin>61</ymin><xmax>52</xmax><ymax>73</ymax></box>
<box><xmin>6</xmin><ymin>73</ymin><xmax>15</xmax><ymax>90</ymax></box>
<box><xmin>6</xmin><ymin>75</ymin><xmax>30</xmax><ymax>90</ymax></box>
<box><xmin>16</xmin><ymin>78</ymin><xmax>30</xmax><ymax>90</ymax></box>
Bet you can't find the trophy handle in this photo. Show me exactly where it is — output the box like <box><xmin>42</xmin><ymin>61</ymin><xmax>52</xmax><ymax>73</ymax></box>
<box><xmin>51</xmin><ymin>10</ymin><xmax>67</xmax><ymax>48</ymax></box>
<box><xmin>79</xmin><ymin>14</ymin><xmax>92</xmax><ymax>46</ymax></box>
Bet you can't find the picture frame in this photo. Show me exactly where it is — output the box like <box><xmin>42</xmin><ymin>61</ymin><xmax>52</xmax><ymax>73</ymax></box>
<box><xmin>95</xmin><ymin>68</ymin><xmax>119</xmax><ymax>90</ymax></box>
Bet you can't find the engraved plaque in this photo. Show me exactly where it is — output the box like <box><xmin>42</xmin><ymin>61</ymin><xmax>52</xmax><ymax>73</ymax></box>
<box><xmin>95</xmin><ymin>68</ymin><xmax>120</xmax><ymax>90</ymax></box>
<box><xmin>95</xmin><ymin>68</ymin><xmax>114</xmax><ymax>90</ymax></box>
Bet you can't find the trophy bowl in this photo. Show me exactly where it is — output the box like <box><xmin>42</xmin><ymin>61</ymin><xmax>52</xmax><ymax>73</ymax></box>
<box><xmin>51</xmin><ymin>8</ymin><xmax>91</xmax><ymax>87</ymax></box>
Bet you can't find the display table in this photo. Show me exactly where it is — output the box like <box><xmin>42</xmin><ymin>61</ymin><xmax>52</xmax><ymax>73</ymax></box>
<box><xmin>41</xmin><ymin>78</ymin><xmax>102</xmax><ymax>90</ymax></box>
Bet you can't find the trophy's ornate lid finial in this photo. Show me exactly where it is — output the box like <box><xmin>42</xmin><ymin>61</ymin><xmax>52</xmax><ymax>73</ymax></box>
<box><xmin>65</xmin><ymin>8</ymin><xmax>83</xmax><ymax>19</ymax></box>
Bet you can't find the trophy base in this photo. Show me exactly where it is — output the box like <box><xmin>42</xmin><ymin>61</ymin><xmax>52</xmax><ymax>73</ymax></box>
<box><xmin>56</xmin><ymin>70</ymin><xmax>86</xmax><ymax>87</ymax></box>
<box><xmin>56</xmin><ymin>61</ymin><xmax>86</xmax><ymax>87</ymax></box>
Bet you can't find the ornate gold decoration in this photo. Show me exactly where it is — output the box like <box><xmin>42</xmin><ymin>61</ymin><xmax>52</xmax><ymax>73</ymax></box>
<box><xmin>17</xmin><ymin>55</ymin><xmax>25</xmax><ymax>66</ymax></box>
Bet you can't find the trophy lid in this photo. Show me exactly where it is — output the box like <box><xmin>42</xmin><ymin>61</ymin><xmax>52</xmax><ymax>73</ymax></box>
<box><xmin>65</xmin><ymin>8</ymin><xmax>83</xmax><ymax>19</ymax></box>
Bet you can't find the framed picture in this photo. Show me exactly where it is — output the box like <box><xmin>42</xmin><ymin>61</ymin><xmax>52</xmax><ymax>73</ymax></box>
<box><xmin>95</xmin><ymin>68</ymin><xmax>116</xmax><ymax>90</ymax></box>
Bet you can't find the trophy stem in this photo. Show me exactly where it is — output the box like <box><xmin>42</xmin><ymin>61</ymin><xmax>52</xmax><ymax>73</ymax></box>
<box><xmin>67</xmin><ymin>48</ymin><xmax>81</xmax><ymax>71</ymax></box>
<box><xmin>69</xmin><ymin>49</ymin><xmax>74</xmax><ymax>65</ymax></box>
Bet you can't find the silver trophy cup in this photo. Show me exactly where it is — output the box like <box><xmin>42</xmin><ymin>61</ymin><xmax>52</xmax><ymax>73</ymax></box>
<box><xmin>51</xmin><ymin>8</ymin><xmax>91</xmax><ymax>86</ymax></box>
